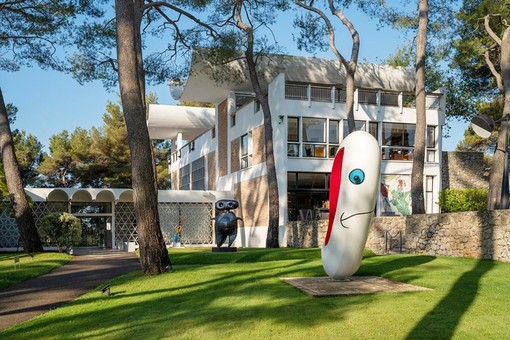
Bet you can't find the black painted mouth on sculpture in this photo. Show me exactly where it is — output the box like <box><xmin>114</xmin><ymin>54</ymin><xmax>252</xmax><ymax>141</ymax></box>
<box><xmin>339</xmin><ymin>208</ymin><xmax>375</xmax><ymax>229</ymax></box>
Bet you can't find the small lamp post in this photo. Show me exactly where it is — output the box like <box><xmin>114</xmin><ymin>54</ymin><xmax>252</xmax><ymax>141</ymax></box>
<box><xmin>471</xmin><ymin>114</ymin><xmax>509</xmax><ymax>209</ymax></box>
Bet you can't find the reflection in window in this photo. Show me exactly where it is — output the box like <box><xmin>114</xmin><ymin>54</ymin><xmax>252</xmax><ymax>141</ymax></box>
<box><xmin>382</xmin><ymin>123</ymin><xmax>415</xmax><ymax>161</ymax></box>
<box><xmin>288</xmin><ymin>117</ymin><xmax>299</xmax><ymax>142</ymax></box>
<box><xmin>383</xmin><ymin>123</ymin><xmax>415</xmax><ymax>147</ymax></box>
<box><xmin>426</xmin><ymin>126</ymin><xmax>437</xmax><ymax>162</ymax></box>
<box><xmin>287</xmin><ymin>172</ymin><xmax>330</xmax><ymax>222</ymax></box>
<box><xmin>180</xmin><ymin>164</ymin><xmax>190</xmax><ymax>190</ymax></box>
<box><xmin>343</xmin><ymin>120</ymin><xmax>378</xmax><ymax>141</ymax></box>
<box><xmin>240</xmin><ymin>132</ymin><xmax>253</xmax><ymax>169</ymax></box>
<box><xmin>302</xmin><ymin>118</ymin><xmax>326</xmax><ymax>142</ymax></box>
<box><xmin>191</xmin><ymin>157</ymin><xmax>205</xmax><ymax>190</ymax></box>
<box><xmin>288</xmin><ymin>117</ymin><xmax>341</xmax><ymax>158</ymax></box>
<box><xmin>303</xmin><ymin>144</ymin><xmax>326</xmax><ymax>158</ymax></box>
<box><xmin>71</xmin><ymin>203</ymin><xmax>111</xmax><ymax>214</ymax></box>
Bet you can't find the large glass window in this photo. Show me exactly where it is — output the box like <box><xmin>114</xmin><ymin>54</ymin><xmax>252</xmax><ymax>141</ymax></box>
<box><xmin>343</xmin><ymin>120</ymin><xmax>378</xmax><ymax>142</ymax></box>
<box><xmin>240</xmin><ymin>132</ymin><xmax>253</xmax><ymax>169</ymax></box>
<box><xmin>191</xmin><ymin>157</ymin><xmax>206</xmax><ymax>190</ymax></box>
<box><xmin>302</xmin><ymin>118</ymin><xmax>326</xmax><ymax>143</ymax></box>
<box><xmin>287</xmin><ymin>172</ymin><xmax>330</xmax><ymax>222</ymax></box>
<box><xmin>180</xmin><ymin>157</ymin><xmax>206</xmax><ymax>190</ymax></box>
<box><xmin>71</xmin><ymin>203</ymin><xmax>111</xmax><ymax>214</ymax></box>
<box><xmin>302</xmin><ymin>118</ymin><xmax>326</xmax><ymax>158</ymax></box>
<box><xmin>382</xmin><ymin>123</ymin><xmax>415</xmax><ymax>161</ymax></box>
<box><xmin>288</xmin><ymin>117</ymin><xmax>341</xmax><ymax>158</ymax></box>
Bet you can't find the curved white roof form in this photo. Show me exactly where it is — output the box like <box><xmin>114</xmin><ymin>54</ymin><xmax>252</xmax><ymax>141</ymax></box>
<box><xmin>147</xmin><ymin>104</ymin><xmax>215</xmax><ymax>141</ymax></box>
<box><xmin>176</xmin><ymin>48</ymin><xmax>416</xmax><ymax>103</ymax></box>
<box><xmin>25</xmin><ymin>188</ymin><xmax>134</xmax><ymax>202</ymax></box>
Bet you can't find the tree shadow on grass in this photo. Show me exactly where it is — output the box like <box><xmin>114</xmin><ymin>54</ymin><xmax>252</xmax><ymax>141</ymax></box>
<box><xmin>405</xmin><ymin>210</ymin><xmax>497</xmax><ymax>339</ymax></box>
<box><xmin>357</xmin><ymin>255</ymin><xmax>437</xmax><ymax>282</ymax></box>
<box><xmin>1</xmin><ymin>259</ymin><xmax>373</xmax><ymax>339</ymax></box>
<box><xmin>405</xmin><ymin>259</ymin><xmax>495</xmax><ymax>339</ymax></box>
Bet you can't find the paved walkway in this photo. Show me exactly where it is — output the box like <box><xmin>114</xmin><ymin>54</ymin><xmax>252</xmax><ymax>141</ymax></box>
<box><xmin>0</xmin><ymin>248</ymin><xmax>140</xmax><ymax>331</ymax></box>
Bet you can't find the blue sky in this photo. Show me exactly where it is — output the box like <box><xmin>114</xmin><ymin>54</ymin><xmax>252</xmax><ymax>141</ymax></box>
<box><xmin>0</xmin><ymin>5</ymin><xmax>467</xmax><ymax>153</ymax></box>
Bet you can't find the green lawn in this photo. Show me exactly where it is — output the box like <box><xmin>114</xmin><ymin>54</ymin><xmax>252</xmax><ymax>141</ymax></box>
<box><xmin>0</xmin><ymin>252</ymin><xmax>72</xmax><ymax>290</ymax></box>
<box><xmin>1</xmin><ymin>248</ymin><xmax>509</xmax><ymax>339</ymax></box>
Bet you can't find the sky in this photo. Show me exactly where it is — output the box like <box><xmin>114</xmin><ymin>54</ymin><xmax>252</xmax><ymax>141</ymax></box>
<box><xmin>0</xmin><ymin>4</ymin><xmax>468</xmax><ymax>153</ymax></box>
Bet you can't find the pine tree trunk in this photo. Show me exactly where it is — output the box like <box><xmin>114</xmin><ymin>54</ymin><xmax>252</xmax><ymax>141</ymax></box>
<box><xmin>115</xmin><ymin>0</ymin><xmax>170</xmax><ymax>274</ymax></box>
<box><xmin>0</xmin><ymin>88</ymin><xmax>42</xmax><ymax>253</ymax></box>
<box><xmin>237</xmin><ymin>21</ymin><xmax>279</xmax><ymax>247</ymax></box>
<box><xmin>344</xmin><ymin>70</ymin><xmax>356</xmax><ymax>134</ymax></box>
<box><xmin>488</xmin><ymin>25</ymin><xmax>510</xmax><ymax>210</ymax></box>
<box><xmin>411</xmin><ymin>0</ymin><xmax>428</xmax><ymax>215</ymax></box>
<box><xmin>245</xmin><ymin>54</ymin><xmax>280</xmax><ymax>248</ymax></box>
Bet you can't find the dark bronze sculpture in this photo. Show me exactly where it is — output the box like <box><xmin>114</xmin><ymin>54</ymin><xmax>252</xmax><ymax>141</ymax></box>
<box><xmin>213</xmin><ymin>199</ymin><xmax>242</xmax><ymax>248</ymax></box>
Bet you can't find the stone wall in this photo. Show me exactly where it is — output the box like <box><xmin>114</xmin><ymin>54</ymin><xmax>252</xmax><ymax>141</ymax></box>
<box><xmin>287</xmin><ymin>210</ymin><xmax>510</xmax><ymax>262</ymax></box>
<box><xmin>442</xmin><ymin>151</ymin><xmax>489</xmax><ymax>189</ymax></box>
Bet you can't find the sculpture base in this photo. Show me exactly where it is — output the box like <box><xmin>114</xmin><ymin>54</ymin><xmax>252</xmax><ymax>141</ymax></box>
<box><xmin>212</xmin><ymin>247</ymin><xmax>237</xmax><ymax>253</ymax></box>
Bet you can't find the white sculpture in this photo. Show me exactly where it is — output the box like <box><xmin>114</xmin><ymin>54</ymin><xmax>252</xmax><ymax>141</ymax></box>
<box><xmin>322</xmin><ymin>131</ymin><xmax>381</xmax><ymax>279</ymax></box>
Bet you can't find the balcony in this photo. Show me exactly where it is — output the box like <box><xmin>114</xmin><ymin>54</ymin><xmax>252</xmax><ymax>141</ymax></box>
<box><xmin>284</xmin><ymin>83</ymin><xmax>443</xmax><ymax>110</ymax></box>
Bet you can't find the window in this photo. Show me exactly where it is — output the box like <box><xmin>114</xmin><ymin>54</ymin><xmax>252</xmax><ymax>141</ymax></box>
<box><xmin>302</xmin><ymin>118</ymin><xmax>326</xmax><ymax>143</ymax></box>
<box><xmin>240</xmin><ymin>132</ymin><xmax>252</xmax><ymax>169</ymax></box>
<box><xmin>179</xmin><ymin>164</ymin><xmax>190</xmax><ymax>190</ymax></box>
<box><xmin>287</xmin><ymin>172</ymin><xmax>330</xmax><ymax>222</ymax></box>
<box><xmin>426</xmin><ymin>176</ymin><xmax>434</xmax><ymax>213</ymax></box>
<box><xmin>179</xmin><ymin>157</ymin><xmax>206</xmax><ymax>190</ymax></box>
<box><xmin>287</xmin><ymin>117</ymin><xmax>300</xmax><ymax>157</ymax></box>
<box><xmin>329</xmin><ymin>120</ymin><xmax>339</xmax><ymax>157</ymax></box>
<box><xmin>230</xmin><ymin>113</ymin><xmax>236</xmax><ymax>127</ymax></box>
<box><xmin>191</xmin><ymin>157</ymin><xmax>206</xmax><ymax>190</ymax></box>
<box><xmin>382</xmin><ymin>123</ymin><xmax>415</xmax><ymax>161</ymax></box>
<box><xmin>302</xmin><ymin>118</ymin><xmax>326</xmax><ymax>158</ymax></box>
<box><xmin>343</xmin><ymin>120</ymin><xmax>378</xmax><ymax>142</ymax></box>
<box><xmin>427</xmin><ymin>126</ymin><xmax>437</xmax><ymax>162</ymax></box>
<box><xmin>287</xmin><ymin>117</ymin><xmax>339</xmax><ymax>158</ymax></box>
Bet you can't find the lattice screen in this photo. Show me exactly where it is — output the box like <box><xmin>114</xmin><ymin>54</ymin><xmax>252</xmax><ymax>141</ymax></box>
<box><xmin>158</xmin><ymin>202</ymin><xmax>213</xmax><ymax>245</ymax></box>
<box><xmin>0</xmin><ymin>202</ymin><xmax>17</xmax><ymax>248</ymax></box>
<box><xmin>0</xmin><ymin>201</ymin><xmax>68</xmax><ymax>248</ymax></box>
<box><xmin>114</xmin><ymin>202</ymin><xmax>137</xmax><ymax>246</ymax></box>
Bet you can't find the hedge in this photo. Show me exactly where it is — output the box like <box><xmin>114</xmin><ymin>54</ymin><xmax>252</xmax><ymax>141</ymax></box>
<box><xmin>438</xmin><ymin>188</ymin><xmax>488</xmax><ymax>213</ymax></box>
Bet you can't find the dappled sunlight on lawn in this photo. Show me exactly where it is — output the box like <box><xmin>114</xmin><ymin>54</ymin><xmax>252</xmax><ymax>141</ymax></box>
<box><xmin>2</xmin><ymin>249</ymin><xmax>510</xmax><ymax>339</ymax></box>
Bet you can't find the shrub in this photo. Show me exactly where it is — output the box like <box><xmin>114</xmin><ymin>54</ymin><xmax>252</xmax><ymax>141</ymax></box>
<box><xmin>40</xmin><ymin>212</ymin><xmax>82</xmax><ymax>253</ymax></box>
<box><xmin>438</xmin><ymin>188</ymin><xmax>488</xmax><ymax>213</ymax></box>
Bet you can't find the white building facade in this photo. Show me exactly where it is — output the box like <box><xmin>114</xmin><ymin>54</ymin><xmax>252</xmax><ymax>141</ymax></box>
<box><xmin>149</xmin><ymin>51</ymin><xmax>446</xmax><ymax>248</ymax></box>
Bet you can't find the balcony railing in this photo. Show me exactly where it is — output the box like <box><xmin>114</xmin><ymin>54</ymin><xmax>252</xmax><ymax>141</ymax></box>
<box><xmin>285</xmin><ymin>83</ymin><xmax>444</xmax><ymax>110</ymax></box>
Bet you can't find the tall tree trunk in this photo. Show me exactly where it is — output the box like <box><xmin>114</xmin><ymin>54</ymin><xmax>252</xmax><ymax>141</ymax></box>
<box><xmin>411</xmin><ymin>0</ymin><xmax>428</xmax><ymax>215</ymax></box>
<box><xmin>245</xmin><ymin>54</ymin><xmax>280</xmax><ymax>248</ymax></box>
<box><xmin>235</xmin><ymin>1</ymin><xmax>279</xmax><ymax>247</ymax></box>
<box><xmin>0</xmin><ymin>88</ymin><xmax>42</xmax><ymax>253</ymax></box>
<box><xmin>488</xmin><ymin>25</ymin><xmax>510</xmax><ymax>210</ymax></box>
<box><xmin>115</xmin><ymin>0</ymin><xmax>170</xmax><ymax>274</ymax></box>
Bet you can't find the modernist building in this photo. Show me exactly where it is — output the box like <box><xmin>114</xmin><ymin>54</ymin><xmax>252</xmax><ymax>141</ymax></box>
<box><xmin>147</xmin><ymin>50</ymin><xmax>446</xmax><ymax>247</ymax></box>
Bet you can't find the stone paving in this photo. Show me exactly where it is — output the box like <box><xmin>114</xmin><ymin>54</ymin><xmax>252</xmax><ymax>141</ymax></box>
<box><xmin>282</xmin><ymin>276</ymin><xmax>431</xmax><ymax>297</ymax></box>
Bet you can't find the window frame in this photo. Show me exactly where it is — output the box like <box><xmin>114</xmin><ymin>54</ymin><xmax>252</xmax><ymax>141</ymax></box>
<box><xmin>240</xmin><ymin>131</ymin><xmax>253</xmax><ymax>169</ymax></box>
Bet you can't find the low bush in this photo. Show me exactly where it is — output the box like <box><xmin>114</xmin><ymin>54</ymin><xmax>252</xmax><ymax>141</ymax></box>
<box><xmin>438</xmin><ymin>188</ymin><xmax>488</xmax><ymax>212</ymax></box>
<box><xmin>40</xmin><ymin>212</ymin><xmax>82</xmax><ymax>253</ymax></box>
